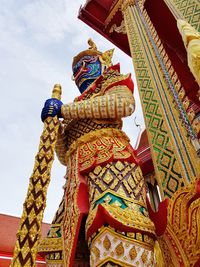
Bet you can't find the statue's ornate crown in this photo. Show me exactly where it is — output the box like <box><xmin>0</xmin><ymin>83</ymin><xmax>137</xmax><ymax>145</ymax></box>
<box><xmin>72</xmin><ymin>39</ymin><xmax>114</xmax><ymax>67</ymax></box>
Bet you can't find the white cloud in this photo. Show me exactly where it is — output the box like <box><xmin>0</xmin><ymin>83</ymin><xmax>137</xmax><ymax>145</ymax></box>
<box><xmin>20</xmin><ymin>1</ymin><xmax>69</xmax><ymax>43</ymax></box>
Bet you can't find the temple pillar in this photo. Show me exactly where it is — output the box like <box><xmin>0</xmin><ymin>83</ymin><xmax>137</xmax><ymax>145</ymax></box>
<box><xmin>121</xmin><ymin>0</ymin><xmax>200</xmax><ymax>198</ymax></box>
<box><xmin>163</xmin><ymin>0</ymin><xmax>200</xmax><ymax>30</ymax></box>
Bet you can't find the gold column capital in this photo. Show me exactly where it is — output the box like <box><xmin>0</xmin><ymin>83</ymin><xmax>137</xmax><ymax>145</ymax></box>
<box><xmin>121</xmin><ymin>0</ymin><xmax>135</xmax><ymax>12</ymax></box>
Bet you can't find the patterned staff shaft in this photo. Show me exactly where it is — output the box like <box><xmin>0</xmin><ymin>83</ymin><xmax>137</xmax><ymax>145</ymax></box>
<box><xmin>11</xmin><ymin>84</ymin><xmax>62</xmax><ymax>267</ymax></box>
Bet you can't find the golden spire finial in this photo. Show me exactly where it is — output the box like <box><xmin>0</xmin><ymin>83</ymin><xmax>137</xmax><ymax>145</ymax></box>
<box><xmin>88</xmin><ymin>38</ymin><xmax>97</xmax><ymax>51</ymax></box>
<box><xmin>100</xmin><ymin>48</ymin><xmax>115</xmax><ymax>66</ymax></box>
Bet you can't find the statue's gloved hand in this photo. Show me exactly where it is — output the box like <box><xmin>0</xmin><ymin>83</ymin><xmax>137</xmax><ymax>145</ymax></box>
<box><xmin>41</xmin><ymin>98</ymin><xmax>63</xmax><ymax>122</ymax></box>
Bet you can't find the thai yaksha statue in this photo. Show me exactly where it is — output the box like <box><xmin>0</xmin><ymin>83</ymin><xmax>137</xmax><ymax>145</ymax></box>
<box><xmin>40</xmin><ymin>39</ymin><xmax>156</xmax><ymax>267</ymax></box>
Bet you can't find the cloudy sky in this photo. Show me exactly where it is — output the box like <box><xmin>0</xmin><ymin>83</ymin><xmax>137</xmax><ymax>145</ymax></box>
<box><xmin>0</xmin><ymin>0</ymin><xmax>145</xmax><ymax>223</ymax></box>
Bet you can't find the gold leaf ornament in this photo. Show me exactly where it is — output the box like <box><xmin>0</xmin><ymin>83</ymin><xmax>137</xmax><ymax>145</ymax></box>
<box><xmin>115</xmin><ymin>242</ymin><xmax>125</xmax><ymax>256</ymax></box>
<box><xmin>129</xmin><ymin>246</ymin><xmax>137</xmax><ymax>260</ymax></box>
<box><xmin>103</xmin><ymin>235</ymin><xmax>111</xmax><ymax>250</ymax></box>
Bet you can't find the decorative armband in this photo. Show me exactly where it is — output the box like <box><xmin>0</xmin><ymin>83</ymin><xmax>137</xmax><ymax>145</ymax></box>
<box><xmin>61</xmin><ymin>86</ymin><xmax>135</xmax><ymax>120</ymax></box>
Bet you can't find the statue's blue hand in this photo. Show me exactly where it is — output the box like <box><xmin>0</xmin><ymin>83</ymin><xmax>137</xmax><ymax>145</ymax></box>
<box><xmin>41</xmin><ymin>98</ymin><xmax>63</xmax><ymax>122</ymax></box>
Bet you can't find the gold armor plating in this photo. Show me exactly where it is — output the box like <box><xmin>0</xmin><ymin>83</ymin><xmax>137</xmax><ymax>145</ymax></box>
<box><xmin>56</xmin><ymin>128</ymin><xmax>129</xmax><ymax>166</ymax></box>
<box><xmin>86</xmin><ymin>161</ymin><xmax>147</xmax><ymax>206</ymax></box>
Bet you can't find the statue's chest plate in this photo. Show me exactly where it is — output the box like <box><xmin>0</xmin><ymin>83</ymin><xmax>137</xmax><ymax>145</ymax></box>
<box><xmin>64</xmin><ymin>118</ymin><xmax>122</xmax><ymax>150</ymax></box>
